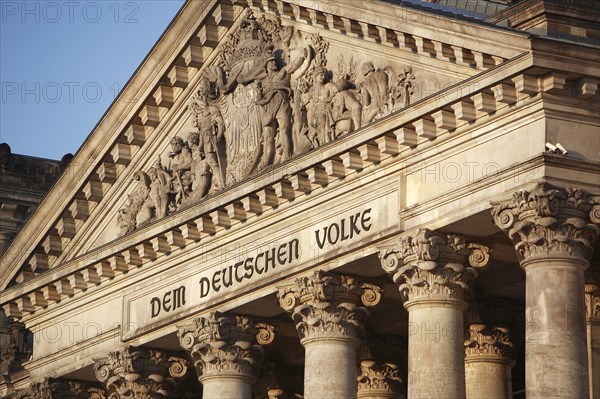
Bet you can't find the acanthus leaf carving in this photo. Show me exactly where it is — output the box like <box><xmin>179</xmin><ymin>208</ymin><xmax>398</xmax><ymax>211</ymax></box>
<box><xmin>15</xmin><ymin>379</ymin><xmax>107</xmax><ymax>399</ymax></box>
<box><xmin>177</xmin><ymin>312</ymin><xmax>274</xmax><ymax>382</ymax></box>
<box><xmin>277</xmin><ymin>271</ymin><xmax>383</xmax><ymax>343</ymax></box>
<box><xmin>93</xmin><ymin>346</ymin><xmax>187</xmax><ymax>399</ymax></box>
<box><xmin>118</xmin><ymin>11</ymin><xmax>418</xmax><ymax>235</ymax></box>
<box><xmin>464</xmin><ymin>323</ymin><xmax>513</xmax><ymax>360</ymax></box>
<box><xmin>492</xmin><ymin>184</ymin><xmax>600</xmax><ymax>263</ymax></box>
<box><xmin>378</xmin><ymin>229</ymin><xmax>490</xmax><ymax>302</ymax></box>
<box><xmin>357</xmin><ymin>360</ymin><xmax>404</xmax><ymax>396</ymax></box>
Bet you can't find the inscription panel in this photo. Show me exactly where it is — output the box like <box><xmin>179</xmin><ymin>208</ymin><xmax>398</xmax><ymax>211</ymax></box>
<box><xmin>123</xmin><ymin>189</ymin><xmax>398</xmax><ymax>338</ymax></box>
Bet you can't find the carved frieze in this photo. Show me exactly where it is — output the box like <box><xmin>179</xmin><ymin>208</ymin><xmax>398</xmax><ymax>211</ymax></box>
<box><xmin>277</xmin><ymin>271</ymin><xmax>382</xmax><ymax>344</ymax></box>
<box><xmin>378</xmin><ymin>229</ymin><xmax>490</xmax><ymax>302</ymax></box>
<box><xmin>118</xmin><ymin>11</ymin><xmax>417</xmax><ymax>234</ymax></box>
<box><xmin>0</xmin><ymin>320</ymin><xmax>32</xmax><ymax>374</ymax></box>
<box><xmin>492</xmin><ymin>184</ymin><xmax>600</xmax><ymax>264</ymax></box>
<box><xmin>464</xmin><ymin>323</ymin><xmax>513</xmax><ymax>360</ymax></box>
<box><xmin>15</xmin><ymin>379</ymin><xmax>106</xmax><ymax>399</ymax></box>
<box><xmin>177</xmin><ymin>312</ymin><xmax>274</xmax><ymax>382</ymax></box>
<box><xmin>357</xmin><ymin>360</ymin><xmax>404</xmax><ymax>398</ymax></box>
<box><xmin>93</xmin><ymin>346</ymin><xmax>187</xmax><ymax>399</ymax></box>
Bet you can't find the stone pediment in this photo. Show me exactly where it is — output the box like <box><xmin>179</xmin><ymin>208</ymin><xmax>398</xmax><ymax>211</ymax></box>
<box><xmin>0</xmin><ymin>0</ymin><xmax>535</xmax><ymax>297</ymax></box>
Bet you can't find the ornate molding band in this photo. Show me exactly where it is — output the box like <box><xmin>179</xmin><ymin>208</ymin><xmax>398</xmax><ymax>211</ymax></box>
<box><xmin>464</xmin><ymin>323</ymin><xmax>513</xmax><ymax>361</ymax></box>
<box><xmin>93</xmin><ymin>346</ymin><xmax>187</xmax><ymax>399</ymax></box>
<box><xmin>492</xmin><ymin>184</ymin><xmax>600</xmax><ymax>264</ymax></box>
<box><xmin>378</xmin><ymin>229</ymin><xmax>490</xmax><ymax>302</ymax></box>
<box><xmin>357</xmin><ymin>360</ymin><xmax>404</xmax><ymax>398</ymax></box>
<box><xmin>177</xmin><ymin>312</ymin><xmax>274</xmax><ymax>382</ymax></box>
<box><xmin>277</xmin><ymin>271</ymin><xmax>383</xmax><ymax>344</ymax></box>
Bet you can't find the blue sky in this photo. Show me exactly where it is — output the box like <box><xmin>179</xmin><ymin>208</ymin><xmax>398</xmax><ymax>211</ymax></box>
<box><xmin>1</xmin><ymin>0</ymin><xmax>185</xmax><ymax>160</ymax></box>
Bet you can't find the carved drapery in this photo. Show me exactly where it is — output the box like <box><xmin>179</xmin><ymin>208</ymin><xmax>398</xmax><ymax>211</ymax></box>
<box><xmin>177</xmin><ymin>312</ymin><xmax>275</xmax><ymax>383</ymax></box>
<box><xmin>118</xmin><ymin>11</ymin><xmax>417</xmax><ymax>235</ymax></box>
<box><xmin>492</xmin><ymin>184</ymin><xmax>600</xmax><ymax>264</ymax></box>
<box><xmin>93</xmin><ymin>346</ymin><xmax>187</xmax><ymax>399</ymax></box>
<box><xmin>16</xmin><ymin>379</ymin><xmax>107</xmax><ymax>399</ymax></box>
<box><xmin>378</xmin><ymin>229</ymin><xmax>491</xmax><ymax>302</ymax></box>
<box><xmin>464</xmin><ymin>324</ymin><xmax>513</xmax><ymax>360</ymax></box>
<box><xmin>277</xmin><ymin>271</ymin><xmax>382</xmax><ymax>344</ymax></box>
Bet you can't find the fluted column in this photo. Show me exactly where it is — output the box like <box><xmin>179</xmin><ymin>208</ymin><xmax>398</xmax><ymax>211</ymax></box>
<box><xmin>14</xmin><ymin>379</ymin><xmax>107</xmax><ymax>399</ymax></box>
<box><xmin>357</xmin><ymin>360</ymin><xmax>404</xmax><ymax>399</ymax></box>
<box><xmin>492</xmin><ymin>185</ymin><xmax>600</xmax><ymax>398</ymax></box>
<box><xmin>278</xmin><ymin>271</ymin><xmax>383</xmax><ymax>399</ymax></box>
<box><xmin>586</xmin><ymin>283</ymin><xmax>600</xmax><ymax>398</ymax></box>
<box><xmin>177</xmin><ymin>312</ymin><xmax>274</xmax><ymax>399</ymax></box>
<box><xmin>379</xmin><ymin>229</ymin><xmax>490</xmax><ymax>399</ymax></box>
<box><xmin>94</xmin><ymin>346</ymin><xmax>187</xmax><ymax>398</ymax></box>
<box><xmin>464</xmin><ymin>324</ymin><xmax>513</xmax><ymax>399</ymax></box>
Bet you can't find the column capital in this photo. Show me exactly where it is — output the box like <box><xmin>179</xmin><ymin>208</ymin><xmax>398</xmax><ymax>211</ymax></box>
<box><xmin>177</xmin><ymin>312</ymin><xmax>274</xmax><ymax>383</ymax></box>
<box><xmin>464</xmin><ymin>323</ymin><xmax>513</xmax><ymax>361</ymax></box>
<box><xmin>277</xmin><ymin>271</ymin><xmax>383</xmax><ymax>345</ymax></box>
<box><xmin>378</xmin><ymin>229</ymin><xmax>490</xmax><ymax>303</ymax></box>
<box><xmin>93</xmin><ymin>346</ymin><xmax>187</xmax><ymax>399</ymax></box>
<box><xmin>357</xmin><ymin>360</ymin><xmax>404</xmax><ymax>398</ymax></box>
<box><xmin>492</xmin><ymin>184</ymin><xmax>600</xmax><ymax>265</ymax></box>
<box><xmin>585</xmin><ymin>283</ymin><xmax>600</xmax><ymax>322</ymax></box>
<box><xmin>16</xmin><ymin>379</ymin><xmax>107</xmax><ymax>399</ymax></box>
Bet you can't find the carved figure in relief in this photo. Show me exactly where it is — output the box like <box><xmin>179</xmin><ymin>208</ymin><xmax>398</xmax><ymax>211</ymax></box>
<box><xmin>359</xmin><ymin>61</ymin><xmax>390</xmax><ymax>124</ymax></box>
<box><xmin>255</xmin><ymin>48</ymin><xmax>308</xmax><ymax>167</ymax></box>
<box><xmin>331</xmin><ymin>74</ymin><xmax>362</xmax><ymax>136</ymax></box>
<box><xmin>191</xmin><ymin>81</ymin><xmax>226</xmax><ymax>191</ymax></box>
<box><xmin>187</xmin><ymin>132</ymin><xmax>212</xmax><ymax>200</ymax></box>
<box><xmin>168</xmin><ymin>136</ymin><xmax>193</xmax><ymax>206</ymax></box>
<box><xmin>389</xmin><ymin>66</ymin><xmax>415</xmax><ymax>112</ymax></box>
<box><xmin>308</xmin><ymin>66</ymin><xmax>338</xmax><ymax>146</ymax></box>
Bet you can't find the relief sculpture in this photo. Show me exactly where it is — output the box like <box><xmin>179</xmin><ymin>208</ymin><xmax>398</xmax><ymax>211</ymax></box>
<box><xmin>118</xmin><ymin>11</ymin><xmax>416</xmax><ymax>235</ymax></box>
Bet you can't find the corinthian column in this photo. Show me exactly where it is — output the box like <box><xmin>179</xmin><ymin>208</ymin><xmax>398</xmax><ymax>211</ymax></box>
<box><xmin>177</xmin><ymin>312</ymin><xmax>275</xmax><ymax>399</ymax></box>
<box><xmin>492</xmin><ymin>184</ymin><xmax>600</xmax><ymax>398</ymax></box>
<box><xmin>586</xmin><ymin>282</ymin><xmax>600</xmax><ymax>398</ymax></box>
<box><xmin>277</xmin><ymin>271</ymin><xmax>383</xmax><ymax>399</ymax></box>
<box><xmin>379</xmin><ymin>229</ymin><xmax>490</xmax><ymax>398</ymax></box>
<box><xmin>94</xmin><ymin>346</ymin><xmax>187</xmax><ymax>398</ymax></box>
<box><xmin>464</xmin><ymin>324</ymin><xmax>513</xmax><ymax>399</ymax></box>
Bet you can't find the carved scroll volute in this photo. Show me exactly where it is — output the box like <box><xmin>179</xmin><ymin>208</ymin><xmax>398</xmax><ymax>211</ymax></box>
<box><xmin>378</xmin><ymin>229</ymin><xmax>491</xmax><ymax>302</ymax></box>
<box><xmin>94</xmin><ymin>346</ymin><xmax>187</xmax><ymax>398</ymax></box>
<box><xmin>492</xmin><ymin>185</ymin><xmax>600</xmax><ymax>264</ymax></box>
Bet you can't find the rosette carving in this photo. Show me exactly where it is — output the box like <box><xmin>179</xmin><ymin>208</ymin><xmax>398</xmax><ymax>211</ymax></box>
<box><xmin>93</xmin><ymin>346</ymin><xmax>187</xmax><ymax>399</ymax></box>
<box><xmin>378</xmin><ymin>229</ymin><xmax>490</xmax><ymax>302</ymax></box>
<box><xmin>277</xmin><ymin>271</ymin><xmax>383</xmax><ymax>344</ymax></box>
<box><xmin>357</xmin><ymin>360</ymin><xmax>404</xmax><ymax>398</ymax></box>
<box><xmin>177</xmin><ymin>312</ymin><xmax>274</xmax><ymax>382</ymax></box>
<box><xmin>16</xmin><ymin>379</ymin><xmax>107</xmax><ymax>399</ymax></box>
<box><xmin>492</xmin><ymin>184</ymin><xmax>600</xmax><ymax>263</ymax></box>
<box><xmin>464</xmin><ymin>324</ymin><xmax>513</xmax><ymax>360</ymax></box>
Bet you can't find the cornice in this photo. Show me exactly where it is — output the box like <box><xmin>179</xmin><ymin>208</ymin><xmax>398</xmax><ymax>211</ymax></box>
<box><xmin>4</xmin><ymin>51</ymin><xmax>598</xmax><ymax>319</ymax></box>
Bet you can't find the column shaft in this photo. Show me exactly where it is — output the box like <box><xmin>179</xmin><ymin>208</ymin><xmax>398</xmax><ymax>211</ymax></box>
<box><xmin>303</xmin><ymin>339</ymin><xmax>357</xmax><ymax>399</ymax></box>
<box><xmin>406</xmin><ymin>300</ymin><xmax>465</xmax><ymax>398</ymax></box>
<box><xmin>201</xmin><ymin>375</ymin><xmax>252</xmax><ymax>399</ymax></box>
<box><xmin>465</xmin><ymin>360</ymin><xmax>511</xmax><ymax>399</ymax></box>
<box><xmin>588</xmin><ymin>321</ymin><xmax>600</xmax><ymax>398</ymax></box>
<box><xmin>525</xmin><ymin>259</ymin><xmax>588</xmax><ymax>398</ymax></box>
